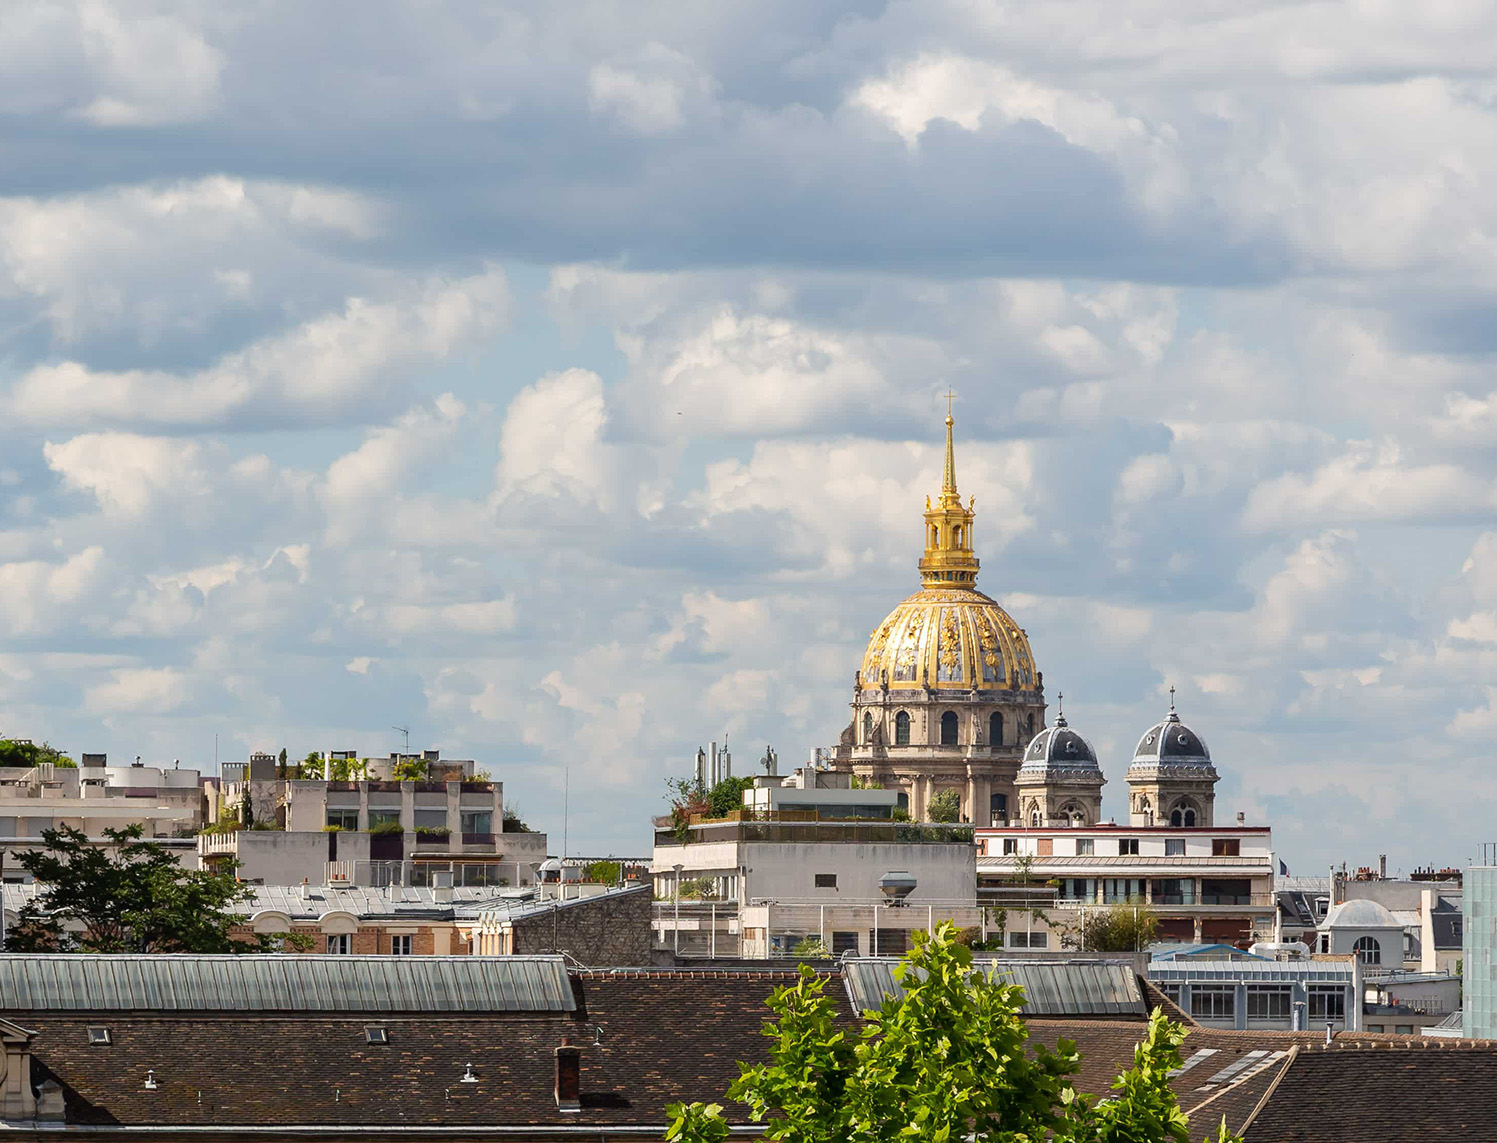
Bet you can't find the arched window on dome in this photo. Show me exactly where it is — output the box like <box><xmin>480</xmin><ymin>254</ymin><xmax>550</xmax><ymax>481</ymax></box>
<box><xmin>940</xmin><ymin>710</ymin><xmax>959</xmax><ymax>746</ymax></box>
<box><xmin>1169</xmin><ymin>800</ymin><xmax>1196</xmax><ymax>828</ymax></box>
<box><xmin>1353</xmin><ymin>936</ymin><xmax>1381</xmax><ymax>966</ymax></box>
<box><xmin>895</xmin><ymin>711</ymin><xmax>911</xmax><ymax>746</ymax></box>
<box><xmin>863</xmin><ymin>712</ymin><xmax>873</xmax><ymax>743</ymax></box>
<box><xmin>989</xmin><ymin>712</ymin><xmax>1003</xmax><ymax>747</ymax></box>
<box><xmin>1059</xmin><ymin>802</ymin><xmax>1086</xmax><ymax>826</ymax></box>
<box><xmin>1029</xmin><ymin>807</ymin><xmax>1041</xmax><ymax>827</ymax></box>
<box><xmin>953</xmin><ymin>525</ymin><xmax>963</xmax><ymax>548</ymax></box>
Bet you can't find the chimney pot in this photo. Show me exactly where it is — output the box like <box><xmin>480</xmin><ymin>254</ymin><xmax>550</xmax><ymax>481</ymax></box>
<box><xmin>555</xmin><ymin>1041</ymin><xmax>582</xmax><ymax>1113</ymax></box>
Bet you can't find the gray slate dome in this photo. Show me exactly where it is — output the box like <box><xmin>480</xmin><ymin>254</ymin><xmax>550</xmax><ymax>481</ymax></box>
<box><xmin>1322</xmin><ymin>899</ymin><xmax>1402</xmax><ymax>931</ymax></box>
<box><xmin>1132</xmin><ymin>709</ymin><xmax>1210</xmax><ymax>764</ymax></box>
<box><xmin>1019</xmin><ymin>712</ymin><xmax>1101</xmax><ymax>775</ymax></box>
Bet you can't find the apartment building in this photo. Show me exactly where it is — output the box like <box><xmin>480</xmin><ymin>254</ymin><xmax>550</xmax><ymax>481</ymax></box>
<box><xmin>653</xmin><ymin>767</ymin><xmax>978</xmax><ymax>958</ymax></box>
<box><xmin>0</xmin><ymin>756</ymin><xmax>206</xmax><ymax>875</ymax></box>
<box><xmin>201</xmin><ymin>750</ymin><xmax>546</xmax><ymax>888</ymax></box>
<box><xmin>975</xmin><ymin>822</ymin><xmax>1277</xmax><ymax>948</ymax></box>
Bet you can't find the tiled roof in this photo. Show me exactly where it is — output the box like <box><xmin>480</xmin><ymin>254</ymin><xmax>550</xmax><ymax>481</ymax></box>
<box><xmin>9</xmin><ymin>965</ymin><xmax>1497</xmax><ymax>1139</ymax></box>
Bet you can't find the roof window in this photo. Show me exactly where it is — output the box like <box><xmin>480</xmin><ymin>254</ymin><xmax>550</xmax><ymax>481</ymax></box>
<box><xmin>365</xmin><ymin>1026</ymin><xmax>389</xmax><ymax>1045</ymax></box>
<box><xmin>88</xmin><ymin>1027</ymin><xmax>111</xmax><ymax>1045</ymax></box>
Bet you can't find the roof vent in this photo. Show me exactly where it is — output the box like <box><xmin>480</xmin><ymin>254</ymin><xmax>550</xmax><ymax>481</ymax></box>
<box><xmin>87</xmin><ymin>1027</ymin><xmax>110</xmax><ymax>1046</ymax></box>
<box><xmin>555</xmin><ymin>1037</ymin><xmax>581</xmax><ymax>1113</ymax></box>
<box><xmin>460</xmin><ymin>1063</ymin><xmax>479</xmax><ymax>1084</ymax></box>
<box><xmin>433</xmin><ymin>870</ymin><xmax>454</xmax><ymax>904</ymax></box>
<box><xmin>878</xmin><ymin>871</ymin><xmax>917</xmax><ymax>907</ymax></box>
<box><xmin>143</xmin><ymin>1070</ymin><xmax>158</xmax><ymax>1090</ymax></box>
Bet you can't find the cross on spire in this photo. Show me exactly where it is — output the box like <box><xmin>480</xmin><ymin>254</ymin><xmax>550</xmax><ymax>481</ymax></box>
<box><xmin>943</xmin><ymin>388</ymin><xmax>957</xmax><ymax>417</ymax></box>
<box><xmin>1169</xmin><ymin>684</ymin><xmax>1176</xmax><ymax>711</ymax></box>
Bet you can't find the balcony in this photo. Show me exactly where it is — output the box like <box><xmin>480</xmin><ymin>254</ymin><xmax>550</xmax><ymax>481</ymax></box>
<box><xmin>657</xmin><ymin>820</ymin><xmax>975</xmax><ymax>847</ymax></box>
<box><xmin>461</xmin><ymin>831</ymin><xmax>496</xmax><ymax>851</ymax></box>
<box><xmin>369</xmin><ymin>832</ymin><xmax>404</xmax><ymax>860</ymax></box>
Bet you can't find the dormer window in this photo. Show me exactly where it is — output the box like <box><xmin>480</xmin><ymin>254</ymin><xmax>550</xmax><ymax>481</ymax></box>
<box><xmin>88</xmin><ymin>1027</ymin><xmax>111</xmax><ymax>1045</ymax></box>
<box><xmin>365</xmin><ymin>1026</ymin><xmax>389</xmax><ymax>1045</ymax></box>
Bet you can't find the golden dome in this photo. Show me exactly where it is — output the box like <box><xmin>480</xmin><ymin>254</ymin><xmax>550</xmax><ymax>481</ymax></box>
<box><xmin>857</xmin><ymin>406</ymin><xmax>1039</xmax><ymax>693</ymax></box>
<box><xmin>859</xmin><ymin>587</ymin><xmax>1038</xmax><ymax>693</ymax></box>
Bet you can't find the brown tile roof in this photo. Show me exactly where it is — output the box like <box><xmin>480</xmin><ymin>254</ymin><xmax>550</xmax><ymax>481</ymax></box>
<box><xmin>12</xmin><ymin>969</ymin><xmax>1497</xmax><ymax>1141</ymax></box>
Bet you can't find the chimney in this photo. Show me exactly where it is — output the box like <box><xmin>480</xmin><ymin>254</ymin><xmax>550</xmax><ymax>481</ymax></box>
<box><xmin>433</xmin><ymin>870</ymin><xmax>453</xmax><ymax>904</ymax></box>
<box><xmin>1379</xmin><ymin>854</ymin><xmax>1387</xmax><ymax>879</ymax></box>
<box><xmin>554</xmin><ymin>1037</ymin><xmax>581</xmax><ymax>1113</ymax></box>
<box><xmin>1236</xmin><ymin>811</ymin><xmax>1245</xmax><ymax>825</ymax></box>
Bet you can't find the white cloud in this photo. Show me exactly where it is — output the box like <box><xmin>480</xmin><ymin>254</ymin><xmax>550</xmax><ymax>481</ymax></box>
<box><xmin>85</xmin><ymin>666</ymin><xmax>188</xmax><ymax>715</ymax></box>
<box><xmin>587</xmin><ymin>43</ymin><xmax>714</xmax><ymax>135</ymax></box>
<box><xmin>9</xmin><ymin>269</ymin><xmax>505</xmax><ymax>429</ymax></box>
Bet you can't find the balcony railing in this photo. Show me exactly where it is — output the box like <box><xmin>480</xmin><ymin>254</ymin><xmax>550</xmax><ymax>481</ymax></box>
<box><xmin>462</xmin><ymin>832</ymin><xmax>496</xmax><ymax>849</ymax></box>
<box><xmin>657</xmin><ymin>821</ymin><xmax>975</xmax><ymax>847</ymax></box>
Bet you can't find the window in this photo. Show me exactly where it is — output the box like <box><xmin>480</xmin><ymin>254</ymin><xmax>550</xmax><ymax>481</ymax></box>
<box><xmin>368</xmin><ymin>810</ymin><xmax>401</xmax><ymax>829</ymax></box>
<box><xmin>1026</xmin><ymin>713</ymin><xmax>1035</xmax><ymax>735</ymax></box>
<box><xmin>1058</xmin><ymin>878</ymin><xmax>1095</xmax><ymax>902</ymax></box>
<box><xmin>414</xmin><ymin>808</ymin><xmax>447</xmax><ymax>830</ymax></box>
<box><xmin>365</xmin><ymin>1026</ymin><xmax>390</xmax><ymax>1045</ymax></box>
<box><xmin>863</xmin><ymin>712</ymin><xmax>873</xmax><ymax>742</ymax></box>
<box><xmin>461</xmin><ymin>810</ymin><xmax>493</xmax><ymax>835</ymax></box>
<box><xmin>87</xmin><ymin>1027</ymin><xmax>111</xmax><ymax>1046</ymax></box>
<box><xmin>1008</xmin><ymin>931</ymin><xmax>1048</xmax><ymax>949</ymax></box>
<box><xmin>1151</xmin><ymin>879</ymin><xmax>1196</xmax><ymax>905</ymax></box>
<box><xmin>1246</xmin><ymin>987</ymin><xmax>1291</xmax><ymax>1020</ymax></box>
<box><xmin>1165</xmin><ymin>839</ymin><xmax>1185</xmax><ymax>856</ymax></box>
<box><xmin>1119</xmin><ymin>838</ymin><xmax>1139</xmax><ymax>855</ymax></box>
<box><xmin>1353</xmin><ymin>936</ymin><xmax>1382</xmax><ymax>965</ymax></box>
<box><xmin>391</xmin><ymin>935</ymin><xmax>413</xmax><ymax>955</ymax></box>
<box><xmin>990</xmin><ymin>792</ymin><xmax>1007</xmax><ymax>823</ymax></box>
<box><xmin>953</xmin><ymin>525</ymin><xmax>963</xmax><ymax>547</ymax></box>
<box><xmin>1366</xmin><ymin>1024</ymin><xmax>1383</xmax><ymax>1033</ymax></box>
<box><xmin>831</xmin><ymin>931</ymin><xmax>860</xmax><ymax>955</ymax></box>
<box><xmin>931</xmin><ymin>525</ymin><xmax>939</xmax><ymax>547</ymax></box>
<box><xmin>814</xmin><ymin>873</ymin><xmax>837</xmax><ymax>889</ymax></box>
<box><xmin>1212</xmin><ymin>839</ymin><xmax>1240</xmax><ymax>856</ymax></box>
<box><xmin>1104</xmin><ymin>878</ymin><xmax>1146</xmax><ymax>903</ymax></box>
<box><xmin>327</xmin><ymin>934</ymin><xmax>352</xmax><ymax>955</ymax></box>
<box><xmin>1076</xmin><ymin>839</ymin><xmax>1095</xmax><ymax>855</ymax></box>
<box><xmin>1308</xmin><ymin>987</ymin><xmax>1346</xmax><ymax>1019</ymax></box>
<box><xmin>1002</xmin><ymin>838</ymin><xmax>1018</xmax><ymax>855</ymax></box>
<box><xmin>1190</xmin><ymin>986</ymin><xmax>1235</xmax><ymax>1019</ymax></box>
<box><xmin>940</xmin><ymin>710</ymin><xmax>959</xmax><ymax>745</ymax></box>
<box><xmin>895</xmin><ymin>711</ymin><xmax>911</xmax><ymax>746</ymax></box>
<box><xmin>1170</xmin><ymin>801</ymin><xmax>1197</xmax><ymax>827</ymax></box>
<box><xmin>989</xmin><ymin>712</ymin><xmax>1003</xmax><ymax>746</ymax></box>
<box><xmin>326</xmin><ymin>809</ymin><xmax>359</xmax><ymax>831</ymax></box>
<box><xmin>1395</xmin><ymin>1025</ymin><xmax>1414</xmax><ymax>1035</ymax></box>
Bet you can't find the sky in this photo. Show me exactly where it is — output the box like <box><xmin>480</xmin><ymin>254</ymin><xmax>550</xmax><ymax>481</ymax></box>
<box><xmin>2</xmin><ymin>2</ymin><xmax>1496</xmax><ymax>873</ymax></box>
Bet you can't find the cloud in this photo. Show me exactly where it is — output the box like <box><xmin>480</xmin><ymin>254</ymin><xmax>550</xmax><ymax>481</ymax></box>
<box><xmin>9</xmin><ymin>269</ymin><xmax>506</xmax><ymax>430</ymax></box>
<box><xmin>85</xmin><ymin>666</ymin><xmax>188</xmax><ymax>715</ymax></box>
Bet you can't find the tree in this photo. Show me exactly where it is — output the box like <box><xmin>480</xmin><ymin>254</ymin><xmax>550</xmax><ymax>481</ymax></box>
<box><xmin>0</xmin><ymin>739</ymin><xmax>75</xmax><ymax>768</ymax></box>
<box><xmin>791</xmin><ymin>936</ymin><xmax>831</xmax><ymax>959</ymax></box>
<box><xmin>664</xmin><ymin>921</ymin><xmax>1241</xmax><ymax>1143</ymax></box>
<box><xmin>926</xmin><ymin>788</ymin><xmax>962</xmax><ymax>822</ymax></box>
<box><xmin>392</xmin><ymin>757</ymin><xmax>428</xmax><ymax>781</ymax></box>
<box><xmin>1061</xmin><ymin>903</ymin><xmax>1158</xmax><ymax>952</ymax></box>
<box><xmin>584</xmin><ymin>858</ymin><xmax>622</xmax><ymax>884</ymax></box>
<box><xmin>7</xmin><ymin>824</ymin><xmax>265</xmax><ymax>954</ymax></box>
<box><xmin>707</xmin><ymin>775</ymin><xmax>755</xmax><ymax>817</ymax></box>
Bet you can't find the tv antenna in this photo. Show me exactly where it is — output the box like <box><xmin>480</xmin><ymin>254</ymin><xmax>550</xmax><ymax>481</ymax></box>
<box><xmin>392</xmin><ymin>725</ymin><xmax>410</xmax><ymax>754</ymax></box>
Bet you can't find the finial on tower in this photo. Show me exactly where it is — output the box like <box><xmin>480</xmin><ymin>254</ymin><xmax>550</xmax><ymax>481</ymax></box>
<box><xmin>940</xmin><ymin>391</ymin><xmax>958</xmax><ymax>498</ymax></box>
<box><xmin>1166</xmin><ymin>684</ymin><xmax>1179</xmax><ymax>722</ymax></box>
<box><xmin>1055</xmin><ymin>690</ymin><xmax>1066</xmax><ymax>727</ymax></box>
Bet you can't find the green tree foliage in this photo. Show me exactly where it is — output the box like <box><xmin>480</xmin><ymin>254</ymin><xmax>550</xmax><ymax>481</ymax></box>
<box><xmin>1061</xmin><ymin>903</ymin><xmax>1158</xmax><ymax>952</ymax></box>
<box><xmin>926</xmin><ymin>788</ymin><xmax>962</xmax><ymax>822</ymax></box>
<box><xmin>791</xmin><ymin>936</ymin><xmax>831</xmax><ymax>959</ymax></box>
<box><xmin>295</xmin><ymin>751</ymin><xmax>326</xmax><ymax>779</ymax></box>
<box><xmin>502</xmin><ymin>804</ymin><xmax>533</xmax><ymax>832</ymax></box>
<box><xmin>0</xmin><ymin>739</ymin><xmax>75</xmax><ymax>768</ymax></box>
<box><xmin>664</xmin><ymin>921</ymin><xmax>1241</xmax><ymax>1143</ymax></box>
<box><xmin>7</xmin><ymin>824</ymin><xmax>266</xmax><ymax>954</ymax></box>
<box><xmin>584</xmin><ymin>859</ymin><xmax>622</xmax><ymax>884</ymax></box>
<box><xmin>392</xmin><ymin>757</ymin><xmax>429</xmax><ymax>780</ymax></box>
<box><xmin>707</xmin><ymin>775</ymin><xmax>755</xmax><ymax>817</ymax></box>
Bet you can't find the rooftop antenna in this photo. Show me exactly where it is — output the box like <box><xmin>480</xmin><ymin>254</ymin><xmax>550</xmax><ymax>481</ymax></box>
<box><xmin>392</xmin><ymin>725</ymin><xmax>410</xmax><ymax>754</ymax></box>
<box><xmin>563</xmin><ymin>763</ymin><xmax>569</xmax><ymax>860</ymax></box>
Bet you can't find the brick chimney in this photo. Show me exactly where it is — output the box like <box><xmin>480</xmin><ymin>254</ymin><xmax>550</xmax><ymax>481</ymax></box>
<box><xmin>554</xmin><ymin>1036</ymin><xmax>581</xmax><ymax>1113</ymax></box>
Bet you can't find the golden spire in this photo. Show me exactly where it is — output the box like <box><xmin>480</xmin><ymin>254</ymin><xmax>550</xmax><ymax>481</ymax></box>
<box><xmin>918</xmin><ymin>402</ymin><xmax>979</xmax><ymax>589</ymax></box>
<box><xmin>941</xmin><ymin>390</ymin><xmax>958</xmax><ymax>501</ymax></box>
